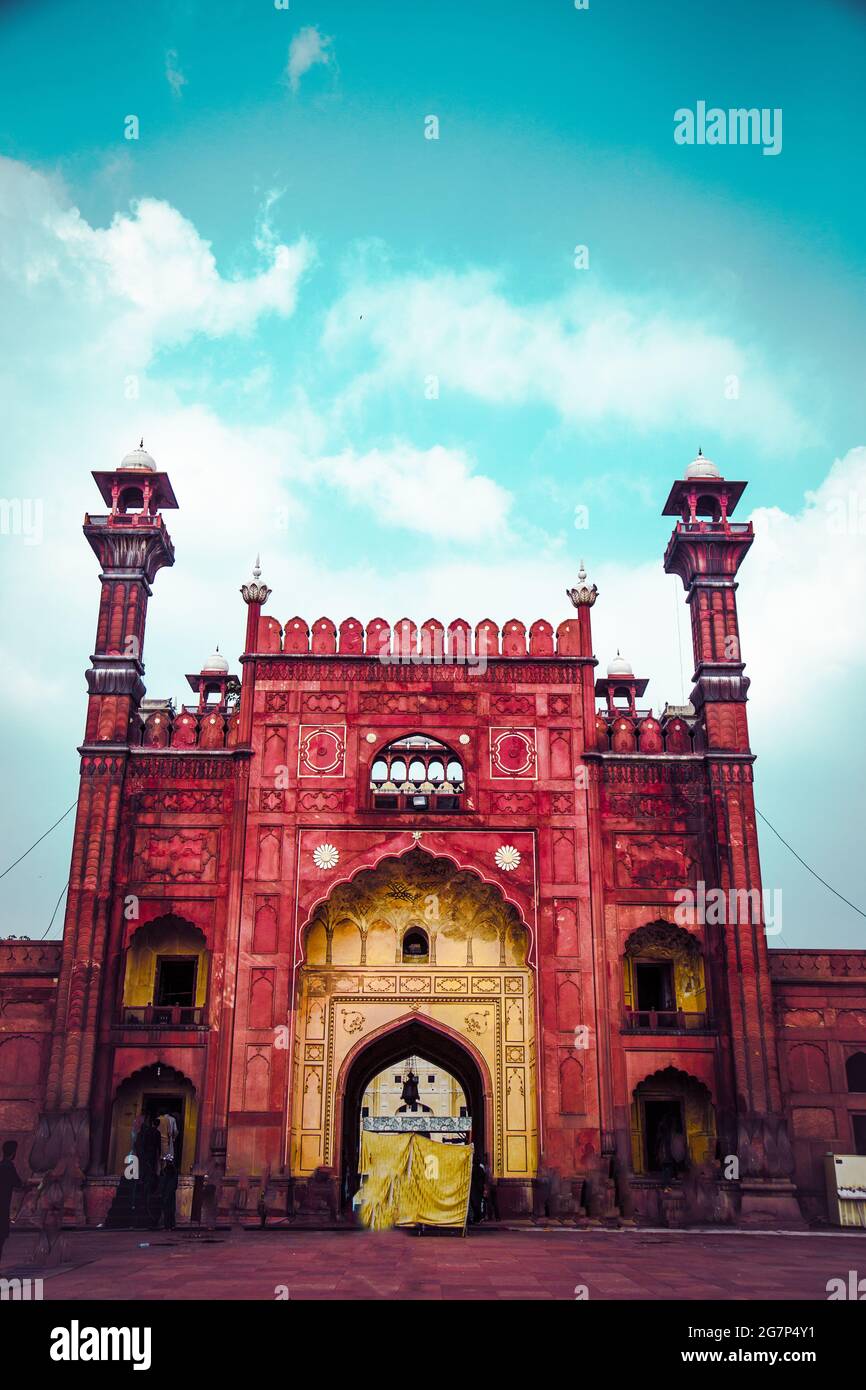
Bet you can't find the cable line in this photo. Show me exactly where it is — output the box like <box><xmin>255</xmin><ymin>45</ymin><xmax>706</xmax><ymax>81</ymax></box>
<box><xmin>756</xmin><ymin>807</ymin><xmax>866</xmax><ymax>922</ymax></box>
<box><xmin>0</xmin><ymin>800</ymin><xmax>77</xmax><ymax>881</ymax></box>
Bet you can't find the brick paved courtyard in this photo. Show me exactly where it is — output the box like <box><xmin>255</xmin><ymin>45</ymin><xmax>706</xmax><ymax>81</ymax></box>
<box><xmin>3</xmin><ymin>1226</ymin><xmax>864</xmax><ymax>1300</ymax></box>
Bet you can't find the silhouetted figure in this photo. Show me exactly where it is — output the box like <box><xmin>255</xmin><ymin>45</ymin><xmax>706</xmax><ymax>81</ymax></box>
<box><xmin>396</xmin><ymin>1070</ymin><xmax>431</xmax><ymax>1114</ymax></box>
<box><xmin>158</xmin><ymin>1159</ymin><xmax>179</xmax><ymax>1231</ymax></box>
<box><xmin>481</xmin><ymin>1153</ymin><xmax>499</xmax><ymax>1222</ymax></box>
<box><xmin>0</xmin><ymin>1139</ymin><xmax>24</xmax><ymax>1264</ymax></box>
<box><xmin>469</xmin><ymin>1154</ymin><xmax>485</xmax><ymax>1224</ymax></box>
<box><xmin>137</xmin><ymin>1115</ymin><xmax>161</xmax><ymax>1221</ymax></box>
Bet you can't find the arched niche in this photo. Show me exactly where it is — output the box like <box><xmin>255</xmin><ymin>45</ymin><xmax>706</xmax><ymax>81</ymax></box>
<box><xmin>122</xmin><ymin>915</ymin><xmax>209</xmax><ymax>1021</ymax></box>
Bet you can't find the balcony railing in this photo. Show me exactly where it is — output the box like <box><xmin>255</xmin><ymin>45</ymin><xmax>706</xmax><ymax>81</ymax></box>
<box><xmin>623</xmin><ymin>1008</ymin><xmax>710</xmax><ymax>1033</ymax></box>
<box><xmin>119</xmin><ymin>1004</ymin><xmax>206</xmax><ymax>1029</ymax></box>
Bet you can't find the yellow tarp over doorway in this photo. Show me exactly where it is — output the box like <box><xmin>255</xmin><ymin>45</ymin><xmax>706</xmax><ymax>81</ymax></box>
<box><xmin>356</xmin><ymin>1131</ymin><xmax>472</xmax><ymax>1231</ymax></box>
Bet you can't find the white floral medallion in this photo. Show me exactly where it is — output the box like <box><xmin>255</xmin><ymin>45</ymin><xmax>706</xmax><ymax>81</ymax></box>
<box><xmin>312</xmin><ymin>843</ymin><xmax>339</xmax><ymax>870</ymax></box>
<box><xmin>495</xmin><ymin>844</ymin><xmax>521</xmax><ymax>872</ymax></box>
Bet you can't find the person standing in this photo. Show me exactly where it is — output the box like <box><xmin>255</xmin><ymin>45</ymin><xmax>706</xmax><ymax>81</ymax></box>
<box><xmin>159</xmin><ymin>1158</ymin><xmax>179</xmax><ymax>1231</ymax></box>
<box><xmin>158</xmin><ymin>1108</ymin><xmax>177</xmax><ymax>1164</ymax></box>
<box><xmin>0</xmin><ymin>1139</ymin><xmax>24</xmax><ymax>1265</ymax></box>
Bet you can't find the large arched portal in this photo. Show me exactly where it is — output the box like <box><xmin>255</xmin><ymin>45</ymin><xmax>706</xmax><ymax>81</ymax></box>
<box><xmin>290</xmin><ymin>848</ymin><xmax>538</xmax><ymax>1216</ymax></box>
<box><xmin>338</xmin><ymin>1017</ymin><xmax>487</xmax><ymax>1210</ymax></box>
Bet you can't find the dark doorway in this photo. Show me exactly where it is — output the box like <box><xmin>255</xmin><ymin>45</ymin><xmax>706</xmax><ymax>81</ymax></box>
<box><xmin>635</xmin><ymin>961</ymin><xmax>674</xmax><ymax>1012</ymax></box>
<box><xmin>155</xmin><ymin>956</ymin><xmax>197</xmax><ymax>1008</ymax></box>
<box><xmin>643</xmin><ymin>1098</ymin><xmax>684</xmax><ymax>1173</ymax></box>
<box><xmin>142</xmin><ymin>1092</ymin><xmax>185</xmax><ymax>1169</ymax></box>
<box><xmin>852</xmin><ymin>1115</ymin><xmax>866</xmax><ymax>1156</ymax></box>
<box><xmin>846</xmin><ymin>1052</ymin><xmax>866</xmax><ymax>1092</ymax></box>
<box><xmin>339</xmin><ymin>1020</ymin><xmax>485</xmax><ymax>1211</ymax></box>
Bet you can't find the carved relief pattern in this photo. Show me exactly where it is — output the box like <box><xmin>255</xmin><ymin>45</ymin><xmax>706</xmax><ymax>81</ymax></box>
<box><xmin>298</xmin><ymin>725</ymin><xmax>346</xmax><ymax>777</ymax></box>
<box><xmin>614</xmin><ymin>835</ymin><xmax>699</xmax><ymax>889</ymax></box>
<box><xmin>132</xmin><ymin>828</ymin><xmax>218</xmax><ymax>883</ymax></box>
<box><xmin>490</xmin><ymin>728</ymin><xmax>537</xmax><ymax>779</ymax></box>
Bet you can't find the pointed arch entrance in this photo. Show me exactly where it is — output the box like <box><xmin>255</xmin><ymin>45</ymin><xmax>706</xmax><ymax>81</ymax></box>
<box><xmin>290</xmin><ymin>848</ymin><xmax>538</xmax><ymax>1216</ymax></box>
<box><xmin>337</xmin><ymin>1015</ymin><xmax>490</xmax><ymax>1209</ymax></box>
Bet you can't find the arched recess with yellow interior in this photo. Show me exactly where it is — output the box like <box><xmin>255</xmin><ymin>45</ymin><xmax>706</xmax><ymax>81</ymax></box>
<box><xmin>121</xmin><ymin>914</ymin><xmax>209</xmax><ymax>1024</ymax></box>
<box><xmin>630</xmin><ymin>1065</ymin><xmax>717</xmax><ymax>1176</ymax></box>
<box><xmin>108</xmin><ymin>1061</ymin><xmax>199</xmax><ymax>1175</ymax></box>
<box><xmin>289</xmin><ymin>847</ymin><xmax>538</xmax><ymax>1211</ymax></box>
<box><xmin>622</xmin><ymin>920</ymin><xmax>707</xmax><ymax>1027</ymax></box>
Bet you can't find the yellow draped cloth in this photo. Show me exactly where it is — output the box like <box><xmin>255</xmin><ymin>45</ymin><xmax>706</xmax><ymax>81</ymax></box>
<box><xmin>356</xmin><ymin>1131</ymin><xmax>472</xmax><ymax>1231</ymax></box>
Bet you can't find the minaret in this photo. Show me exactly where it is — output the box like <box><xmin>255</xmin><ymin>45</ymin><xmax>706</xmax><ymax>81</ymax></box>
<box><xmin>663</xmin><ymin>451</ymin><xmax>803</xmax><ymax>1226</ymax></box>
<box><xmin>35</xmin><ymin>445</ymin><xmax>177</xmax><ymax>1190</ymax></box>
<box><xmin>662</xmin><ymin>448</ymin><xmax>752</xmax><ymax>742</ymax></box>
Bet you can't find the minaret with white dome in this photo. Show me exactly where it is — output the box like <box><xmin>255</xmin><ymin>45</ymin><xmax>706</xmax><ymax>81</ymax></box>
<box><xmin>595</xmin><ymin>649</ymin><xmax>648</xmax><ymax>716</ymax></box>
<box><xmin>661</xmin><ymin>447</ymin><xmax>751</xmax><ymax>720</ymax></box>
<box><xmin>186</xmin><ymin>646</ymin><xmax>235</xmax><ymax>710</ymax></box>
<box><xmin>42</xmin><ymin>445</ymin><xmax>180</xmax><ymax>1143</ymax></box>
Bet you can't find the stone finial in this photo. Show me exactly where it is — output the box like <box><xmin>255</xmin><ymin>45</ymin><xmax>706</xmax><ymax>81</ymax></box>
<box><xmin>566</xmin><ymin>561</ymin><xmax>598</xmax><ymax>608</ymax></box>
<box><xmin>241</xmin><ymin>555</ymin><xmax>272</xmax><ymax>605</ymax></box>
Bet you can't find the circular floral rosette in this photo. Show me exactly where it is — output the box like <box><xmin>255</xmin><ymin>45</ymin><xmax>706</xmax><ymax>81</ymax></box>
<box><xmin>312</xmin><ymin>843</ymin><xmax>339</xmax><ymax>870</ymax></box>
<box><xmin>495</xmin><ymin>844</ymin><xmax>521</xmax><ymax>872</ymax></box>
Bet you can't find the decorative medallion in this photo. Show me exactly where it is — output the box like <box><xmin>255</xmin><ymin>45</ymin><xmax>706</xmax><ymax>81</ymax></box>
<box><xmin>465</xmin><ymin>1011</ymin><xmax>489</xmax><ymax>1036</ymax></box>
<box><xmin>490</xmin><ymin>727</ymin><xmax>537</xmax><ymax>779</ymax></box>
<box><xmin>495</xmin><ymin>844</ymin><xmax>522</xmax><ymax>872</ymax></box>
<box><xmin>298</xmin><ymin>725</ymin><xmax>346</xmax><ymax>777</ymax></box>
<box><xmin>312</xmin><ymin>843</ymin><xmax>339</xmax><ymax>870</ymax></box>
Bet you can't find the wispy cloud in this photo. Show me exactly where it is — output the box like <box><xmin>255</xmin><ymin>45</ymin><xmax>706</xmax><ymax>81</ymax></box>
<box><xmin>165</xmin><ymin>49</ymin><xmax>187</xmax><ymax>100</ymax></box>
<box><xmin>286</xmin><ymin>26</ymin><xmax>334</xmax><ymax>94</ymax></box>
<box><xmin>324</xmin><ymin>269</ymin><xmax>814</xmax><ymax>455</ymax></box>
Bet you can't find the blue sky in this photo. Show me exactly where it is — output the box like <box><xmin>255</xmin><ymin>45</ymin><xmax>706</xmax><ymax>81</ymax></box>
<box><xmin>0</xmin><ymin>0</ymin><xmax>864</xmax><ymax>946</ymax></box>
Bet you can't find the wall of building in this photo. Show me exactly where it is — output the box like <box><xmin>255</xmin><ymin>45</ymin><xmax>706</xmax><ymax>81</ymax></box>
<box><xmin>0</xmin><ymin>942</ymin><xmax>61</xmax><ymax>1172</ymax></box>
<box><xmin>769</xmin><ymin>949</ymin><xmax>866</xmax><ymax>1223</ymax></box>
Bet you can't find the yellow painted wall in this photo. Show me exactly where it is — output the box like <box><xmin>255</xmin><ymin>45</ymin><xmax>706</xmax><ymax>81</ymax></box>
<box><xmin>123</xmin><ymin>920</ymin><xmax>209</xmax><ymax>1009</ymax></box>
<box><xmin>290</xmin><ymin>857</ymin><xmax>537</xmax><ymax>1183</ymax></box>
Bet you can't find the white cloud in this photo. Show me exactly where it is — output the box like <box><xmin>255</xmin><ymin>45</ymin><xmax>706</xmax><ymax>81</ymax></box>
<box><xmin>314</xmin><ymin>443</ymin><xmax>511</xmax><ymax>540</ymax></box>
<box><xmin>286</xmin><ymin>26</ymin><xmax>333</xmax><ymax>94</ymax></box>
<box><xmin>740</xmin><ymin>446</ymin><xmax>866</xmax><ymax>735</ymax></box>
<box><xmin>0</xmin><ymin>158</ymin><xmax>314</xmax><ymax>371</ymax></box>
<box><xmin>323</xmin><ymin>270</ymin><xmax>813</xmax><ymax>453</ymax></box>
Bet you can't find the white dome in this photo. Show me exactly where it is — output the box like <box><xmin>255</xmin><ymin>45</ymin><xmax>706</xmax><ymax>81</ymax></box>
<box><xmin>119</xmin><ymin>442</ymin><xmax>156</xmax><ymax>472</ymax></box>
<box><xmin>607</xmin><ymin>652</ymin><xmax>633</xmax><ymax>677</ymax></box>
<box><xmin>685</xmin><ymin>449</ymin><xmax>720</xmax><ymax>480</ymax></box>
<box><xmin>202</xmin><ymin>648</ymin><xmax>229</xmax><ymax>673</ymax></box>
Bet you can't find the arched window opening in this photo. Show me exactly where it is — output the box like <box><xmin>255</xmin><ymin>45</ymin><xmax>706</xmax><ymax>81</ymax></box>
<box><xmin>623</xmin><ymin>921</ymin><xmax>708</xmax><ymax>1033</ymax></box>
<box><xmin>695</xmin><ymin>493</ymin><xmax>723</xmax><ymax>524</ymax></box>
<box><xmin>121</xmin><ymin>915</ymin><xmax>209</xmax><ymax>1029</ymax></box>
<box><xmin>846</xmin><ymin>1052</ymin><xmax>866</xmax><ymax>1093</ymax></box>
<box><xmin>118</xmin><ymin>485</ymin><xmax>145</xmax><ymax>514</ymax></box>
<box><xmin>402</xmin><ymin>926</ymin><xmax>429</xmax><ymax>962</ymax></box>
<box><xmin>370</xmin><ymin>735</ymin><xmax>465</xmax><ymax>812</ymax></box>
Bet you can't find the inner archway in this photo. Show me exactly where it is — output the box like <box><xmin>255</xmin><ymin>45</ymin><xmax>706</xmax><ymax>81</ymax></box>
<box><xmin>290</xmin><ymin>847</ymin><xmax>538</xmax><ymax>1215</ymax></box>
<box><xmin>338</xmin><ymin>1018</ymin><xmax>487</xmax><ymax>1210</ymax></box>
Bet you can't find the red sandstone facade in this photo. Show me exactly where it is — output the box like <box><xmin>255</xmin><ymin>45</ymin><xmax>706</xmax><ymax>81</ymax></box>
<box><xmin>1</xmin><ymin>449</ymin><xmax>864</xmax><ymax>1228</ymax></box>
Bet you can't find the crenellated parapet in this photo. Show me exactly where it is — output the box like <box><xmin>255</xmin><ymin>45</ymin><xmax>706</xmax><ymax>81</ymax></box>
<box><xmin>137</xmin><ymin>706</ymin><xmax>241</xmax><ymax>750</ymax></box>
<box><xmin>249</xmin><ymin>613</ymin><xmax>587</xmax><ymax>659</ymax></box>
<box><xmin>591</xmin><ymin>708</ymin><xmax>698</xmax><ymax>755</ymax></box>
